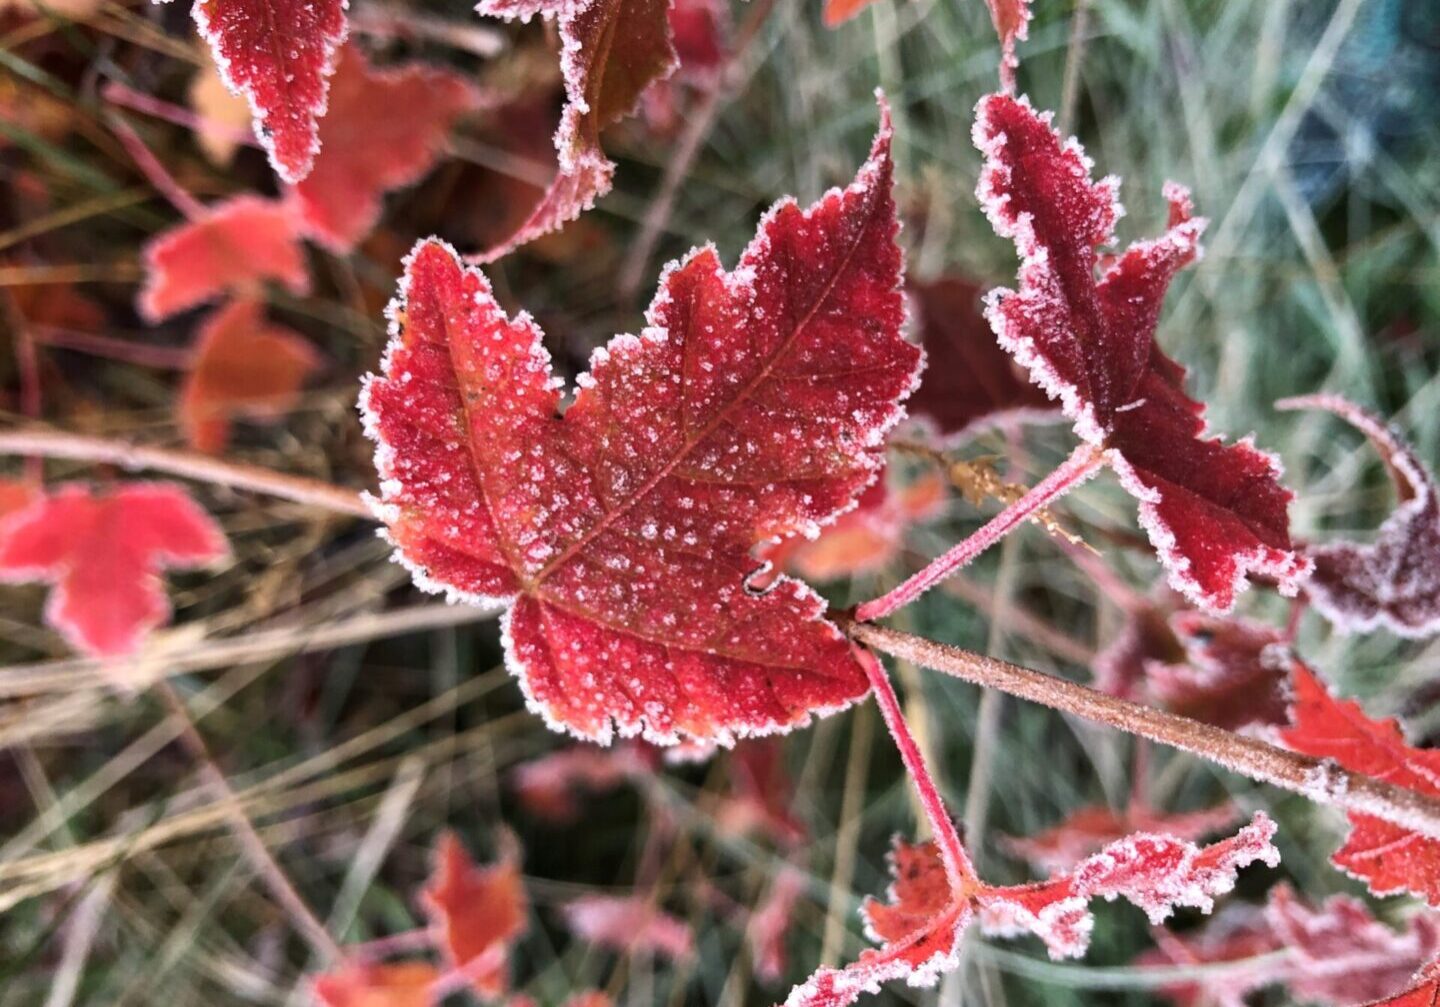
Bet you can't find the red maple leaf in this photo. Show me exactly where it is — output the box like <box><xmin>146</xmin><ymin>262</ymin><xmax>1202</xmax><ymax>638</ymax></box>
<box><xmin>287</xmin><ymin>44</ymin><xmax>480</xmax><ymax>252</ymax></box>
<box><xmin>180</xmin><ymin>299</ymin><xmax>321</xmax><ymax>453</ymax></box>
<box><xmin>564</xmin><ymin>895</ymin><xmax>694</xmax><ymax>960</ymax></box>
<box><xmin>905</xmin><ymin>276</ymin><xmax>1055</xmax><ymax>443</ymax></box>
<box><xmin>974</xmin><ymin>94</ymin><xmax>1308</xmax><ymax>612</ymax></box>
<box><xmin>362</xmin><ymin>105</ymin><xmax>917</xmax><ymax>745</ymax></box>
<box><xmin>1278</xmin><ymin>394</ymin><xmax>1440</xmax><ymax>639</ymax></box>
<box><xmin>472</xmin><ymin>0</ymin><xmax>678</xmax><ymax>259</ymax></box>
<box><xmin>784</xmin><ymin>814</ymin><xmax>1278</xmax><ymax>1006</ymax></box>
<box><xmin>139</xmin><ymin>195</ymin><xmax>310</xmax><ymax>322</ymax></box>
<box><xmin>1279</xmin><ymin>656</ymin><xmax>1440</xmax><ymax>906</ymax></box>
<box><xmin>183</xmin><ymin>0</ymin><xmax>348</xmax><ymax>184</ymax></box>
<box><xmin>311</xmin><ymin>961</ymin><xmax>438</xmax><ymax>1007</ymax></box>
<box><xmin>1142</xmin><ymin>883</ymin><xmax>1440</xmax><ymax>1007</ymax></box>
<box><xmin>1001</xmin><ymin>799</ymin><xmax>1242</xmax><ymax>873</ymax></box>
<box><xmin>419</xmin><ymin>831</ymin><xmax>527</xmax><ymax>998</ymax></box>
<box><xmin>0</xmin><ymin>483</ymin><xmax>227</xmax><ymax>657</ymax></box>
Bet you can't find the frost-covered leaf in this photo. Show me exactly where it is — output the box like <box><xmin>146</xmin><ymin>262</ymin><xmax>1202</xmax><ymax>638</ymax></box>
<box><xmin>311</xmin><ymin>961</ymin><xmax>439</xmax><ymax>1007</ymax></box>
<box><xmin>287</xmin><ymin>44</ymin><xmax>480</xmax><ymax>252</ymax></box>
<box><xmin>186</xmin><ymin>0</ymin><xmax>348</xmax><ymax>184</ymax></box>
<box><xmin>139</xmin><ymin>195</ymin><xmax>309</xmax><ymax>322</ymax></box>
<box><xmin>1371</xmin><ymin>961</ymin><xmax>1440</xmax><ymax>1007</ymax></box>
<box><xmin>0</xmin><ymin>482</ymin><xmax>228</xmax><ymax>657</ymax></box>
<box><xmin>564</xmin><ymin>895</ymin><xmax>694</xmax><ymax>960</ymax></box>
<box><xmin>180</xmin><ymin>299</ymin><xmax>321</xmax><ymax>453</ymax></box>
<box><xmin>1001</xmin><ymin>800</ymin><xmax>1242</xmax><ymax>873</ymax></box>
<box><xmin>419</xmin><ymin>831</ymin><xmax>527</xmax><ymax>998</ymax></box>
<box><xmin>1279</xmin><ymin>657</ymin><xmax>1440</xmax><ymax>905</ymax></box>
<box><xmin>362</xmin><ymin>105</ymin><xmax>917</xmax><ymax>745</ymax></box>
<box><xmin>1142</xmin><ymin>883</ymin><xmax>1440</xmax><ymax>1007</ymax></box>
<box><xmin>906</xmin><ymin>276</ymin><xmax>1055</xmax><ymax>442</ymax></box>
<box><xmin>1278</xmin><ymin>394</ymin><xmax>1440</xmax><ymax>639</ymax></box>
<box><xmin>472</xmin><ymin>0</ymin><xmax>677</xmax><ymax>259</ymax></box>
<box><xmin>784</xmin><ymin>814</ymin><xmax>1278</xmax><ymax>1007</ymax></box>
<box><xmin>984</xmin><ymin>0</ymin><xmax>1032</xmax><ymax>91</ymax></box>
<box><xmin>974</xmin><ymin>94</ymin><xmax>1308</xmax><ymax>612</ymax></box>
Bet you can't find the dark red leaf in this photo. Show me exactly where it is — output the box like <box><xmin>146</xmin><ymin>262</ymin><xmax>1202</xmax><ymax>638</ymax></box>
<box><xmin>188</xmin><ymin>0</ymin><xmax>348</xmax><ymax>184</ymax></box>
<box><xmin>974</xmin><ymin>94</ymin><xmax>1308</xmax><ymax>612</ymax></box>
<box><xmin>905</xmin><ymin>276</ymin><xmax>1055</xmax><ymax>442</ymax></box>
<box><xmin>179</xmin><ymin>298</ymin><xmax>321</xmax><ymax>453</ymax></box>
<box><xmin>472</xmin><ymin>0</ymin><xmax>677</xmax><ymax>259</ymax></box>
<box><xmin>139</xmin><ymin>195</ymin><xmax>309</xmax><ymax>322</ymax></box>
<box><xmin>784</xmin><ymin>814</ymin><xmax>1278</xmax><ymax>1006</ymax></box>
<box><xmin>362</xmin><ymin>106</ymin><xmax>917</xmax><ymax>745</ymax></box>
<box><xmin>287</xmin><ymin>44</ymin><xmax>479</xmax><ymax>252</ymax></box>
<box><xmin>1279</xmin><ymin>394</ymin><xmax>1440</xmax><ymax>639</ymax></box>
<box><xmin>311</xmin><ymin>961</ymin><xmax>439</xmax><ymax>1007</ymax></box>
<box><xmin>563</xmin><ymin>895</ymin><xmax>694</xmax><ymax>960</ymax></box>
<box><xmin>419</xmin><ymin>831</ymin><xmax>527</xmax><ymax>998</ymax></box>
<box><xmin>1146</xmin><ymin>610</ymin><xmax>1290</xmax><ymax>730</ymax></box>
<box><xmin>1279</xmin><ymin>657</ymin><xmax>1440</xmax><ymax>905</ymax></box>
<box><xmin>0</xmin><ymin>482</ymin><xmax>228</xmax><ymax>657</ymax></box>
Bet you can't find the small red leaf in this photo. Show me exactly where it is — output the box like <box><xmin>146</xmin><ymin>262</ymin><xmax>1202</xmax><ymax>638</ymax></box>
<box><xmin>1278</xmin><ymin>394</ymin><xmax>1440</xmax><ymax>639</ymax></box>
<box><xmin>749</xmin><ymin>867</ymin><xmax>806</xmax><ymax>982</ymax></box>
<box><xmin>906</xmin><ymin>276</ymin><xmax>1055</xmax><ymax>442</ymax></box>
<box><xmin>362</xmin><ymin>105</ymin><xmax>917</xmax><ymax>745</ymax></box>
<box><xmin>1147</xmin><ymin>610</ymin><xmax>1290</xmax><ymax>730</ymax></box>
<box><xmin>716</xmin><ymin>738</ymin><xmax>808</xmax><ymax>847</ymax></box>
<box><xmin>1001</xmin><ymin>800</ymin><xmax>1242</xmax><ymax>873</ymax></box>
<box><xmin>287</xmin><ymin>44</ymin><xmax>480</xmax><ymax>252</ymax></box>
<box><xmin>0</xmin><ymin>483</ymin><xmax>227</xmax><ymax>657</ymax></box>
<box><xmin>311</xmin><ymin>961</ymin><xmax>439</xmax><ymax>1007</ymax></box>
<box><xmin>1279</xmin><ymin>657</ymin><xmax>1440</xmax><ymax>905</ymax></box>
<box><xmin>784</xmin><ymin>814</ymin><xmax>1278</xmax><ymax>1006</ymax></box>
<box><xmin>472</xmin><ymin>0</ymin><xmax>677</xmax><ymax>259</ymax></box>
<box><xmin>189</xmin><ymin>0</ymin><xmax>348</xmax><ymax>184</ymax></box>
<box><xmin>974</xmin><ymin>94</ymin><xmax>1308</xmax><ymax>612</ymax></box>
<box><xmin>419</xmin><ymin>831</ymin><xmax>527</xmax><ymax>998</ymax></box>
<box><xmin>139</xmin><ymin>195</ymin><xmax>309</xmax><ymax>322</ymax></box>
<box><xmin>984</xmin><ymin>0</ymin><xmax>1033</xmax><ymax>91</ymax></box>
<box><xmin>563</xmin><ymin>895</ymin><xmax>694</xmax><ymax>960</ymax></box>
<box><xmin>1142</xmin><ymin>883</ymin><xmax>1440</xmax><ymax>1007</ymax></box>
<box><xmin>180</xmin><ymin>299</ymin><xmax>321</xmax><ymax>453</ymax></box>
<box><xmin>509</xmin><ymin>743</ymin><xmax>652</xmax><ymax>822</ymax></box>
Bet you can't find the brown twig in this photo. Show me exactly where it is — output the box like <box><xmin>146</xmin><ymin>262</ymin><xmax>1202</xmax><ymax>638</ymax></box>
<box><xmin>0</xmin><ymin>428</ymin><xmax>372</xmax><ymax>518</ymax></box>
<box><xmin>841</xmin><ymin>617</ymin><xmax>1440</xmax><ymax>842</ymax></box>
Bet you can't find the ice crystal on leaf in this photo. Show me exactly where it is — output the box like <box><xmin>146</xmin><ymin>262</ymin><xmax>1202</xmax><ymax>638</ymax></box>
<box><xmin>0</xmin><ymin>483</ymin><xmax>227</xmax><ymax>657</ymax></box>
<box><xmin>1278</xmin><ymin>394</ymin><xmax>1440</xmax><ymax>639</ymax></box>
<box><xmin>180</xmin><ymin>299</ymin><xmax>321</xmax><ymax>453</ymax></box>
<box><xmin>362</xmin><ymin>103</ymin><xmax>919</xmax><ymax>746</ymax></box>
<box><xmin>287</xmin><ymin>44</ymin><xmax>480</xmax><ymax>253</ymax></box>
<box><xmin>420</xmin><ymin>832</ymin><xmax>527</xmax><ymax>998</ymax></box>
<box><xmin>1280</xmin><ymin>657</ymin><xmax>1440</xmax><ymax>906</ymax></box>
<box><xmin>783</xmin><ymin>814</ymin><xmax>1278</xmax><ymax>1007</ymax></box>
<box><xmin>973</xmin><ymin>94</ymin><xmax>1308</xmax><ymax>612</ymax></box>
<box><xmin>472</xmin><ymin>0</ymin><xmax>678</xmax><ymax>259</ymax></box>
<box><xmin>173</xmin><ymin>0</ymin><xmax>348</xmax><ymax>184</ymax></box>
<box><xmin>138</xmin><ymin>195</ymin><xmax>309</xmax><ymax>322</ymax></box>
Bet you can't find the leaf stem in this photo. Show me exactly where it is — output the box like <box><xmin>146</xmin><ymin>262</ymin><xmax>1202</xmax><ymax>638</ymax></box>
<box><xmin>841</xmin><ymin>617</ymin><xmax>1440</xmax><ymax>843</ymax></box>
<box><xmin>105</xmin><ymin>111</ymin><xmax>207</xmax><ymax>222</ymax></box>
<box><xmin>856</xmin><ymin>444</ymin><xmax>1105</xmax><ymax>622</ymax></box>
<box><xmin>858</xmin><ymin>647</ymin><xmax>978</xmax><ymax>890</ymax></box>
<box><xmin>0</xmin><ymin>427</ymin><xmax>372</xmax><ymax>518</ymax></box>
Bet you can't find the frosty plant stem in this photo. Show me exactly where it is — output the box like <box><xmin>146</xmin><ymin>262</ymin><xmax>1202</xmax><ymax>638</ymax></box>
<box><xmin>0</xmin><ymin>428</ymin><xmax>372</xmax><ymax>518</ymax></box>
<box><xmin>842</xmin><ymin>616</ymin><xmax>1440</xmax><ymax>843</ymax></box>
<box><xmin>858</xmin><ymin>648</ymin><xmax>978</xmax><ymax>890</ymax></box>
<box><xmin>855</xmin><ymin>443</ymin><xmax>1105</xmax><ymax>622</ymax></box>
